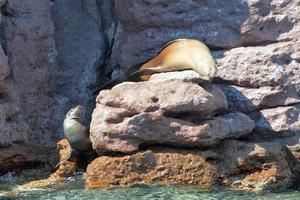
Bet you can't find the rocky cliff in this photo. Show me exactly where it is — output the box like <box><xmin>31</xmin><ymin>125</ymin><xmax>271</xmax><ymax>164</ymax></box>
<box><xmin>0</xmin><ymin>0</ymin><xmax>299</xmax><ymax>192</ymax></box>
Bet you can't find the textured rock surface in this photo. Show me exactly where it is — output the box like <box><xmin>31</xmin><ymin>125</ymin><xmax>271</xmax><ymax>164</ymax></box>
<box><xmin>0</xmin><ymin>143</ymin><xmax>54</xmax><ymax>176</ymax></box>
<box><xmin>52</xmin><ymin>0</ymin><xmax>111</xmax><ymax>124</ymax></box>
<box><xmin>90</xmin><ymin>74</ymin><xmax>256</xmax><ymax>154</ymax></box>
<box><xmin>2</xmin><ymin>0</ymin><xmax>58</xmax><ymax>146</ymax></box>
<box><xmin>251</xmin><ymin>105</ymin><xmax>300</xmax><ymax>138</ymax></box>
<box><xmin>92</xmin><ymin>109</ymin><xmax>254</xmax><ymax>153</ymax></box>
<box><xmin>1</xmin><ymin>0</ymin><xmax>300</xmax><ymax>192</ymax></box>
<box><xmin>96</xmin><ymin>77</ymin><xmax>227</xmax><ymax>115</ymax></box>
<box><xmin>0</xmin><ymin>41</ymin><xmax>28</xmax><ymax>147</ymax></box>
<box><xmin>0</xmin><ymin>0</ymin><xmax>113</xmax><ymax>174</ymax></box>
<box><xmin>50</xmin><ymin>139</ymin><xmax>77</xmax><ymax>179</ymax></box>
<box><xmin>219</xmin><ymin>141</ymin><xmax>295</xmax><ymax>191</ymax></box>
<box><xmin>110</xmin><ymin>0</ymin><xmax>300</xmax><ymax>77</ymax></box>
<box><xmin>86</xmin><ymin>140</ymin><xmax>295</xmax><ymax>192</ymax></box>
<box><xmin>216</xmin><ymin>41</ymin><xmax>300</xmax><ymax>90</ymax></box>
<box><xmin>0</xmin><ymin>0</ymin><xmax>113</xmax><ymax>146</ymax></box>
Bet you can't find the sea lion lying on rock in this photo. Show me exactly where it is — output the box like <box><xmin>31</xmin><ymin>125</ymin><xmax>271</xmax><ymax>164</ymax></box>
<box><xmin>98</xmin><ymin>38</ymin><xmax>216</xmax><ymax>91</ymax></box>
<box><xmin>55</xmin><ymin>105</ymin><xmax>94</xmax><ymax>169</ymax></box>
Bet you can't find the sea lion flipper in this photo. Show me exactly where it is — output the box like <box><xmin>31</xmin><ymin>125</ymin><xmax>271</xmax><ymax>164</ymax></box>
<box><xmin>54</xmin><ymin>147</ymin><xmax>74</xmax><ymax>169</ymax></box>
<box><xmin>130</xmin><ymin>67</ymin><xmax>164</xmax><ymax>78</ymax></box>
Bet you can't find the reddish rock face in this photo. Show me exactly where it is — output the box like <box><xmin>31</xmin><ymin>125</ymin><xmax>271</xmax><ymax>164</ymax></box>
<box><xmin>50</xmin><ymin>139</ymin><xmax>77</xmax><ymax>179</ymax></box>
<box><xmin>86</xmin><ymin>141</ymin><xmax>295</xmax><ymax>192</ymax></box>
<box><xmin>86</xmin><ymin>148</ymin><xmax>217</xmax><ymax>188</ymax></box>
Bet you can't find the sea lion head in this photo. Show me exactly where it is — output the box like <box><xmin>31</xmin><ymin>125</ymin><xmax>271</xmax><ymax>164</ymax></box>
<box><xmin>65</xmin><ymin>105</ymin><xmax>85</xmax><ymax>120</ymax></box>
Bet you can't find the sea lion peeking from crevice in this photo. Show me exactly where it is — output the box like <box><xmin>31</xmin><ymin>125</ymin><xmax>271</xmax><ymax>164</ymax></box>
<box><xmin>97</xmin><ymin>38</ymin><xmax>216</xmax><ymax>91</ymax></box>
<box><xmin>55</xmin><ymin>105</ymin><xmax>95</xmax><ymax>169</ymax></box>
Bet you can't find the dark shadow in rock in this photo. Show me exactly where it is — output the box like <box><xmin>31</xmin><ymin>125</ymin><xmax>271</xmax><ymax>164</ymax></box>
<box><xmin>212</xmin><ymin>83</ymin><xmax>272</xmax><ymax>142</ymax></box>
<box><xmin>212</xmin><ymin>82</ymin><xmax>300</xmax><ymax>172</ymax></box>
<box><xmin>52</xmin><ymin>0</ymin><xmax>115</xmax><ymax>135</ymax></box>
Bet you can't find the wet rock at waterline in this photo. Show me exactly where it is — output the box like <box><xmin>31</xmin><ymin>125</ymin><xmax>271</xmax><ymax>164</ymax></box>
<box><xmin>0</xmin><ymin>144</ymin><xmax>53</xmax><ymax>176</ymax></box>
<box><xmin>86</xmin><ymin>141</ymin><xmax>295</xmax><ymax>192</ymax></box>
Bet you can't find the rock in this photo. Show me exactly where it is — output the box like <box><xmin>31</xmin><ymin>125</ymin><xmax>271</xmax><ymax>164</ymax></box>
<box><xmin>50</xmin><ymin>139</ymin><xmax>77</xmax><ymax>179</ymax></box>
<box><xmin>86</xmin><ymin>140</ymin><xmax>295</xmax><ymax>192</ymax></box>
<box><xmin>219</xmin><ymin>140</ymin><xmax>295</xmax><ymax>192</ymax></box>
<box><xmin>0</xmin><ymin>0</ymin><xmax>5</xmax><ymax>7</ymax></box>
<box><xmin>0</xmin><ymin>143</ymin><xmax>54</xmax><ymax>175</ymax></box>
<box><xmin>1</xmin><ymin>0</ymin><xmax>300</xmax><ymax>192</ymax></box>
<box><xmin>149</xmin><ymin>70</ymin><xmax>212</xmax><ymax>84</ymax></box>
<box><xmin>110</xmin><ymin>0</ymin><xmax>299</xmax><ymax>75</ymax></box>
<box><xmin>90</xmin><ymin>76</ymin><xmax>255</xmax><ymax>154</ymax></box>
<box><xmin>218</xmin><ymin>84</ymin><xmax>300</xmax><ymax>113</ymax></box>
<box><xmin>250</xmin><ymin>105</ymin><xmax>300</xmax><ymax>138</ymax></box>
<box><xmin>215</xmin><ymin>41</ymin><xmax>300</xmax><ymax>89</ymax></box>
<box><xmin>96</xmin><ymin>78</ymin><xmax>227</xmax><ymax>116</ymax></box>
<box><xmin>52</xmin><ymin>0</ymin><xmax>110</xmax><ymax>124</ymax></box>
<box><xmin>0</xmin><ymin>6</ymin><xmax>29</xmax><ymax>147</ymax></box>
<box><xmin>2</xmin><ymin>0</ymin><xmax>59</xmax><ymax>147</ymax></box>
<box><xmin>0</xmin><ymin>169</ymin><xmax>79</xmax><ymax>198</ymax></box>
<box><xmin>215</xmin><ymin>41</ymin><xmax>300</xmax><ymax>124</ymax></box>
<box><xmin>0</xmin><ymin>0</ymin><xmax>114</xmax><ymax>173</ymax></box>
<box><xmin>86</xmin><ymin>148</ymin><xmax>217</xmax><ymax>188</ymax></box>
<box><xmin>288</xmin><ymin>143</ymin><xmax>300</xmax><ymax>161</ymax></box>
<box><xmin>91</xmin><ymin>110</ymin><xmax>254</xmax><ymax>153</ymax></box>
<box><xmin>0</xmin><ymin>178</ymin><xmax>64</xmax><ymax>197</ymax></box>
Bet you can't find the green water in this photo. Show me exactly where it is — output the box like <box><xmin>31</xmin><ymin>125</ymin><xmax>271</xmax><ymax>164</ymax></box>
<box><xmin>1</xmin><ymin>181</ymin><xmax>300</xmax><ymax>200</ymax></box>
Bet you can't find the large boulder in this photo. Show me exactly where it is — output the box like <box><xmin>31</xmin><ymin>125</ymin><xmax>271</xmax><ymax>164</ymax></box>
<box><xmin>92</xmin><ymin>109</ymin><xmax>254</xmax><ymax>154</ymax></box>
<box><xmin>90</xmin><ymin>72</ymin><xmax>255</xmax><ymax>154</ymax></box>
<box><xmin>95</xmin><ymin>72</ymin><xmax>227</xmax><ymax>115</ymax></box>
<box><xmin>86</xmin><ymin>140</ymin><xmax>295</xmax><ymax>192</ymax></box>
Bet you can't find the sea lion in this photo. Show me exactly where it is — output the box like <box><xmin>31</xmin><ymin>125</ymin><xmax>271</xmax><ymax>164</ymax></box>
<box><xmin>132</xmin><ymin>38</ymin><xmax>217</xmax><ymax>81</ymax></box>
<box><xmin>55</xmin><ymin>105</ymin><xmax>92</xmax><ymax>168</ymax></box>
<box><xmin>98</xmin><ymin>38</ymin><xmax>216</xmax><ymax>91</ymax></box>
